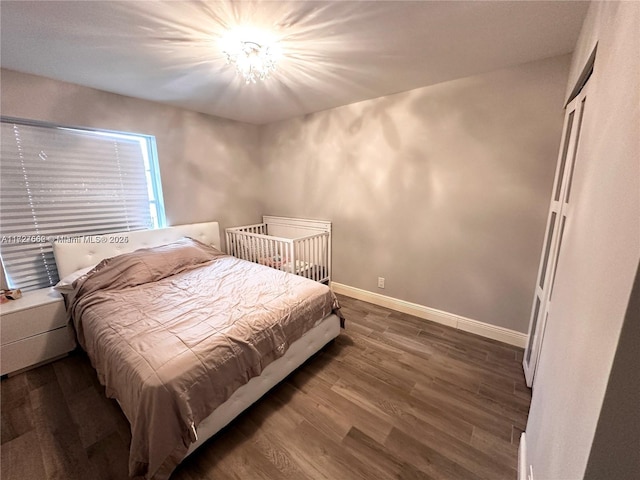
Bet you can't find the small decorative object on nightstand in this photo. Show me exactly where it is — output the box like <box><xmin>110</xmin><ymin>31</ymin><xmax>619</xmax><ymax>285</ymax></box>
<box><xmin>0</xmin><ymin>288</ymin><xmax>75</xmax><ymax>376</ymax></box>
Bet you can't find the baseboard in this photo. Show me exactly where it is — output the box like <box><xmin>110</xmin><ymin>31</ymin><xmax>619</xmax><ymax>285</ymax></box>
<box><xmin>518</xmin><ymin>432</ymin><xmax>528</xmax><ymax>480</ymax></box>
<box><xmin>331</xmin><ymin>282</ymin><xmax>527</xmax><ymax>348</ymax></box>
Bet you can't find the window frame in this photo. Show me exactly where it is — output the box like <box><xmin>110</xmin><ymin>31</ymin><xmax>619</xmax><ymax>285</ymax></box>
<box><xmin>0</xmin><ymin>116</ymin><xmax>167</xmax><ymax>290</ymax></box>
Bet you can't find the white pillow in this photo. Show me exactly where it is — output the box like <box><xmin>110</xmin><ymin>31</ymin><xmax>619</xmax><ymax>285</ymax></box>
<box><xmin>53</xmin><ymin>265</ymin><xmax>95</xmax><ymax>293</ymax></box>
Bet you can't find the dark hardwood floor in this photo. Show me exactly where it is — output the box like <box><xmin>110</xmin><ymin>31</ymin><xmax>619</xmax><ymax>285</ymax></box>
<box><xmin>1</xmin><ymin>294</ymin><xmax>530</xmax><ymax>480</ymax></box>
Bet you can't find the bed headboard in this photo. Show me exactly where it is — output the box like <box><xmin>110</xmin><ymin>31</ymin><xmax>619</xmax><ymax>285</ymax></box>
<box><xmin>52</xmin><ymin>222</ymin><xmax>221</xmax><ymax>279</ymax></box>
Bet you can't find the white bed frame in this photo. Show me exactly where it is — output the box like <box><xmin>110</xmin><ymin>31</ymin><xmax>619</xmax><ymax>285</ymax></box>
<box><xmin>52</xmin><ymin>222</ymin><xmax>340</xmax><ymax>463</ymax></box>
<box><xmin>53</xmin><ymin>222</ymin><xmax>223</xmax><ymax>279</ymax></box>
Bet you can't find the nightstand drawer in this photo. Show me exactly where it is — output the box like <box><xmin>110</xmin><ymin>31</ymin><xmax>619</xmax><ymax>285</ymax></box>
<box><xmin>1</xmin><ymin>326</ymin><xmax>75</xmax><ymax>375</ymax></box>
<box><xmin>1</xmin><ymin>300</ymin><xmax>67</xmax><ymax>345</ymax></box>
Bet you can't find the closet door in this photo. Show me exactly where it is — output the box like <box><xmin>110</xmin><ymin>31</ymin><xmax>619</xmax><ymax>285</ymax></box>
<box><xmin>523</xmin><ymin>84</ymin><xmax>588</xmax><ymax>387</ymax></box>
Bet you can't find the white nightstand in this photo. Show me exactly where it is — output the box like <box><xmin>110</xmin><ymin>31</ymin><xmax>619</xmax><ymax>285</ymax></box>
<box><xmin>1</xmin><ymin>288</ymin><xmax>76</xmax><ymax>376</ymax></box>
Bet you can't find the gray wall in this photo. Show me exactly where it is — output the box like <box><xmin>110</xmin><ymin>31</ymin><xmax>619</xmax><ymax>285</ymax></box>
<box><xmin>525</xmin><ymin>2</ymin><xmax>640</xmax><ymax>479</ymax></box>
<box><xmin>1</xmin><ymin>55</ymin><xmax>571</xmax><ymax>335</ymax></box>
<box><xmin>0</xmin><ymin>69</ymin><xmax>263</xmax><ymax>243</ymax></box>
<box><xmin>584</xmin><ymin>261</ymin><xmax>640</xmax><ymax>480</ymax></box>
<box><xmin>260</xmin><ymin>55</ymin><xmax>570</xmax><ymax>333</ymax></box>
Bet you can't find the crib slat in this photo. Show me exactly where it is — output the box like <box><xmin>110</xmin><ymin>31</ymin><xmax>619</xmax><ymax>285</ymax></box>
<box><xmin>282</xmin><ymin>240</ymin><xmax>286</xmax><ymax>272</ymax></box>
<box><xmin>318</xmin><ymin>235</ymin><xmax>322</xmax><ymax>281</ymax></box>
<box><xmin>291</xmin><ymin>241</ymin><xmax>296</xmax><ymax>275</ymax></box>
<box><xmin>269</xmin><ymin>238</ymin><xmax>275</xmax><ymax>270</ymax></box>
<box><xmin>317</xmin><ymin>234</ymin><xmax>322</xmax><ymax>282</ymax></box>
<box><xmin>309</xmin><ymin>237</ymin><xmax>313</xmax><ymax>280</ymax></box>
<box><xmin>256</xmin><ymin>235</ymin><xmax>261</xmax><ymax>264</ymax></box>
<box><xmin>324</xmin><ymin>234</ymin><xmax>328</xmax><ymax>282</ymax></box>
<box><xmin>233</xmin><ymin>233</ymin><xmax>237</xmax><ymax>258</ymax></box>
<box><xmin>263</xmin><ymin>236</ymin><xmax>267</xmax><ymax>265</ymax></box>
<box><xmin>254</xmin><ymin>235</ymin><xmax>258</xmax><ymax>263</ymax></box>
<box><xmin>304</xmin><ymin>237</ymin><xmax>309</xmax><ymax>279</ymax></box>
<box><xmin>278</xmin><ymin>239</ymin><xmax>282</xmax><ymax>271</ymax></box>
<box><xmin>308</xmin><ymin>237</ymin><xmax>312</xmax><ymax>280</ymax></box>
<box><xmin>271</xmin><ymin>238</ymin><xmax>275</xmax><ymax>266</ymax></box>
<box><xmin>279</xmin><ymin>239</ymin><xmax>284</xmax><ymax>272</ymax></box>
<box><xmin>311</xmin><ymin>236</ymin><xmax>316</xmax><ymax>281</ymax></box>
<box><xmin>269</xmin><ymin>238</ymin><xmax>274</xmax><ymax>269</ymax></box>
<box><xmin>317</xmin><ymin>235</ymin><xmax>320</xmax><ymax>281</ymax></box>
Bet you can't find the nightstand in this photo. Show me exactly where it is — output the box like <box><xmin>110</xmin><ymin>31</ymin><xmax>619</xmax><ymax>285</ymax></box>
<box><xmin>1</xmin><ymin>288</ymin><xmax>76</xmax><ymax>376</ymax></box>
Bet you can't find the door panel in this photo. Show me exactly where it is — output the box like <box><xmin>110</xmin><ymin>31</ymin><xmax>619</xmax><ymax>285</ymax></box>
<box><xmin>523</xmin><ymin>84</ymin><xmax>589</xmax><ymax>387</ymax></box>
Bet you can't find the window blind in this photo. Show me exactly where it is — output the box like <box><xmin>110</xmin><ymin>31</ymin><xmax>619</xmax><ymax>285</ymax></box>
<box><xmin>0</xmin><ymin>120</ymin><xmax>163</xmax><ymax>291</ymax></box>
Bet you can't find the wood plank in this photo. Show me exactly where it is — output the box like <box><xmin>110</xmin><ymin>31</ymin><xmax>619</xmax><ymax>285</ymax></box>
<box><xmin>85</xmin><ymin>432</ymin><xmax>130</xmax><ymax>480</ymax></box>
<box><xmin>30</xmin><ymin>381</ymin><xmax>101</xmax><ymax>480</ymax></box>
<box><xmin>341</xmin><ymin>426</ymin><xmax>405</xmax><ymax>479</ymax></box>
<box><xmin>0</xmin><ymin>296</ymin><xmax>530</xmax><ymax>480</ymax></box>
<box><xmin>0</xmin><ymin>430</ymin><xmax>47</xmax><ymax>480</ymax></box>
<box><xmin>384</xmin><ymin>427</ymin><xmax>483</xmax><ymax>480</ymax></box>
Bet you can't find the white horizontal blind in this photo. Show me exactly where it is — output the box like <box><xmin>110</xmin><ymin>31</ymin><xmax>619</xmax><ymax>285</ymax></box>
<box><xmin>0</xmin><ymin>120</ymin><xmax>162</xmax><ymax>291</ymax></box>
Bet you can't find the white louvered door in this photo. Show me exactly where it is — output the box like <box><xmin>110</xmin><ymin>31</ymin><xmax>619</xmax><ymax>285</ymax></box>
<box><xmin>523</xmin><ymin>82</ymin><xmax>590</xmax><ymax>387</ymax></box>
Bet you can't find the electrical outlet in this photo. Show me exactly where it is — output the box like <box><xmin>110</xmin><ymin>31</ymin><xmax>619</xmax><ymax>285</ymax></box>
<box><xmin>378</xmin><ymin>277</ymin><xmax>385</xmax><ymax>289</ymax></box>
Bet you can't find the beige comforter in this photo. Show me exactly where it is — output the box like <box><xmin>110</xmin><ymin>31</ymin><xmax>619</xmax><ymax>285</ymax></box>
<box><xmin>67</xmin><ymin>238</ymin><xmax>341</xmax><ymax>479</ymax></box>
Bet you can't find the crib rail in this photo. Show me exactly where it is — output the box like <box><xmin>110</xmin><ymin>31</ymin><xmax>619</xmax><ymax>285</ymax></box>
<box><xmin>226</xmin><ymin>225</ymin><xmax>330</xmax><ymax>284</ymax></box>
<box><xmin>229</xmin><ymin>223</ymin><xmax>268</xmax><ymax>235</ymax></box>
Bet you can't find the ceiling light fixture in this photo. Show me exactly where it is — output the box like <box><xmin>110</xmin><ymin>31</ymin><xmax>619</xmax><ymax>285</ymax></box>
<box><xmin>223</xmin><ymin>40</ymin><xmax>277</xmax><ymax>84</ymax></box>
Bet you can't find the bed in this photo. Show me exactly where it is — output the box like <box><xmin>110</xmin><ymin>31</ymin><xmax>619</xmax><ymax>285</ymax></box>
<box><xmin>52</xmin><ymin>222</ymin><xmax>342</xmax><ymax>479</ymax></box>
<box><xmin>226</xmin><ymin>216</ymin><xmax>332</xmax><ymax>284</ymax></box>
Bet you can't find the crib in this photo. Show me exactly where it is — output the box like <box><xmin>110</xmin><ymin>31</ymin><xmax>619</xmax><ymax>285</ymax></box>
<box><xmin>225</xmin><ymin>216</ymin><xmax>331</xmax><ymax>284</ymax></box>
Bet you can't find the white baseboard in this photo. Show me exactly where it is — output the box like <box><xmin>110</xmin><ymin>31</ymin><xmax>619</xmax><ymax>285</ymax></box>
<box><xmin>331</xmin><ymin>282</ymin><xmax>527</xmax><ymax>348</ymax></box>
<box><xmin>518</xmin><ymin>432</ymin><xmax>529</xmax><ymax>480</ymax></box>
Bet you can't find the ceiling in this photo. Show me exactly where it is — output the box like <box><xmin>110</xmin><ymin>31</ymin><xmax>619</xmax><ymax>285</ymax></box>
<box><xmin>1</xmin><ymin>1</ymin><xmax>589</xmax><ymax>125</ymax></box>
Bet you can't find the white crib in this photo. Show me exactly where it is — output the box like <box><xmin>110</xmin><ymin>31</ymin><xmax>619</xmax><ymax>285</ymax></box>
<box><xmin>225</xmin><ymin>216</ymin><xmax>331</xmax><ymax>284</ymax></box>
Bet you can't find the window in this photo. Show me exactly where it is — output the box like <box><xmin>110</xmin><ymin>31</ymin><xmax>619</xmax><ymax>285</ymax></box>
<box><xmin>0</xmin><ymin>118</ymin><xmax>166</xmax><ymax>291</ymax></box>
